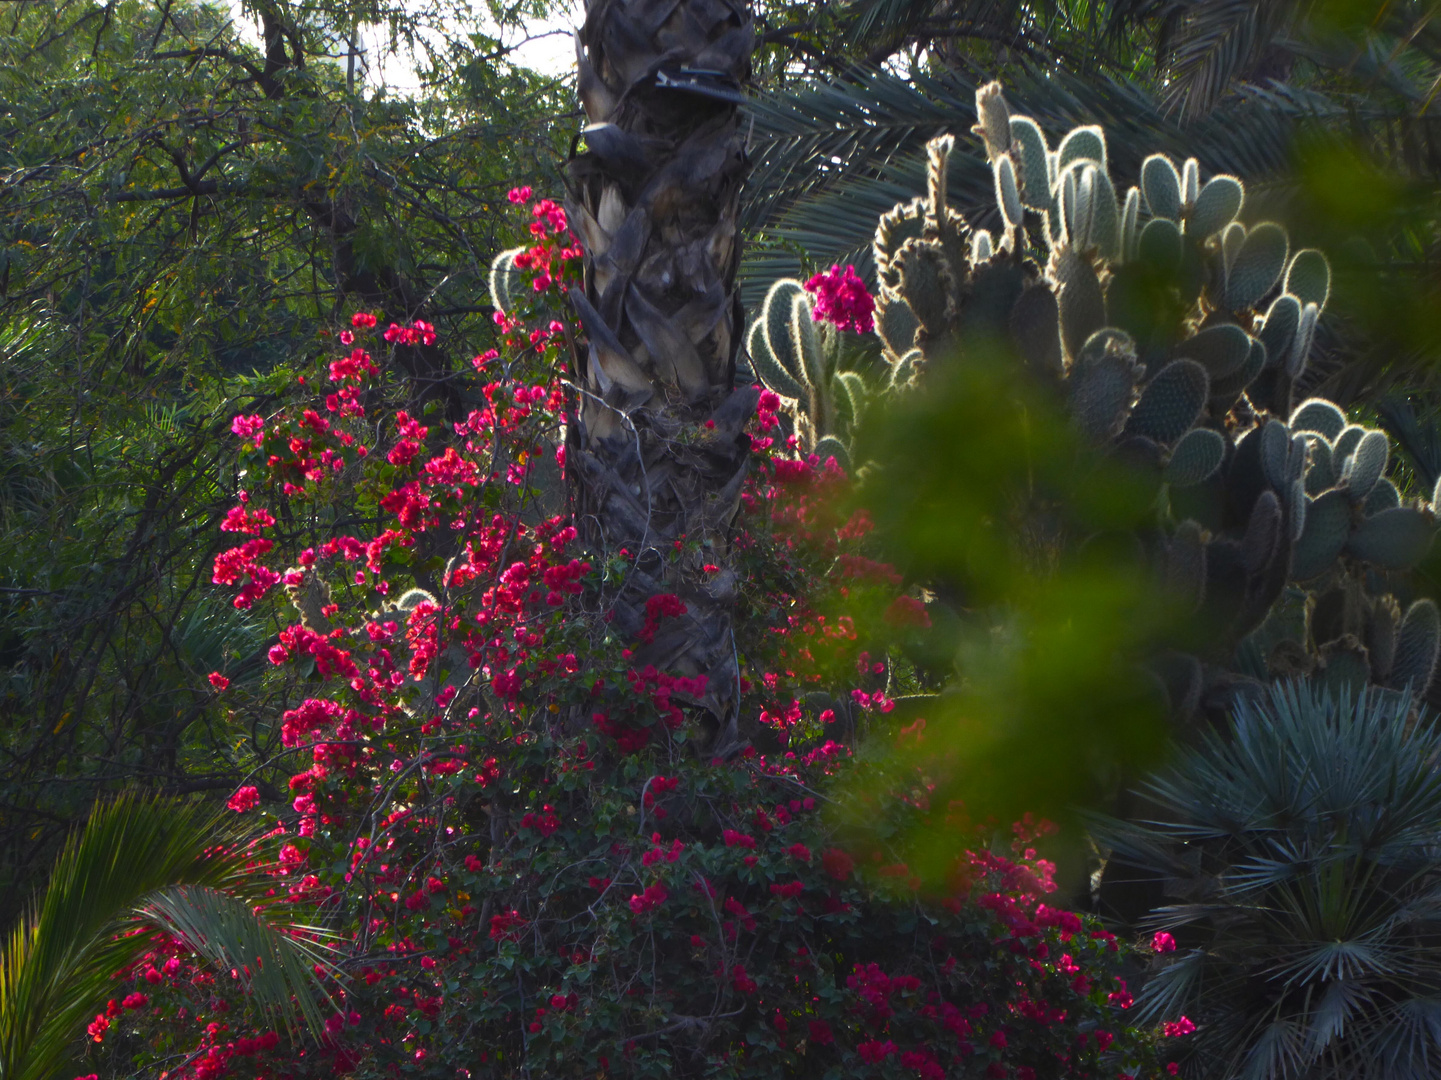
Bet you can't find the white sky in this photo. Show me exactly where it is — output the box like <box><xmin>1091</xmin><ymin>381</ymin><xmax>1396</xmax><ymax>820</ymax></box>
<box><xmin>225</xmin><ymin>1</ymin><xmax>579</xmax><ymax>94</ymax></box>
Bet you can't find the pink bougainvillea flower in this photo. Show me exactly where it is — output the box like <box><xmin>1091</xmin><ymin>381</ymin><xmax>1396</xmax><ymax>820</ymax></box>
<box><xmin>803</xmin><ymin>264</ymin><xmax>875</xmax><ymax>334</ymax></box>
<box><xmin>226</xmin><ymin>785</ymin><xmax>259</xmax><ymax>813</ymax></box>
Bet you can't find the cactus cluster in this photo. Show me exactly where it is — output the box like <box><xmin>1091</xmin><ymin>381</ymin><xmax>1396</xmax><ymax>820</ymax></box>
<box><xmin>859</xmin><ymin>81</ymin><xmax>1441</xmax><ymax>716</ymax></box>
<box><xmin>1234</xmin><ymin>399</ymin><xmax>1441</xmax><ymax>698</ymax></box>
<box><xmin>875</xmin><ymin>85</ymin><xmax>1323</xmax><ymax>433</ymax></box>
<box><xmin>745</xmin><ymin>280</ymin><xmax>869</xmax><ymax>470</ymax></box>
<box><xmin>1161</xmin><ymin>395</ymin><xmax>1441</xmax><ymax>709</ymax></box>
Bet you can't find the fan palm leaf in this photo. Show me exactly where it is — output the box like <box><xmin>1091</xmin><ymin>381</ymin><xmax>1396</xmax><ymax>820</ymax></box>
<box><xmin>0</xmin><ymin>792</ymin><xmax>340</xmax><ymax>1080</ymax></box>
<box><xmin>1089</xmin><ymin>681</ymin><xmax>1441</xmax><ymax>1079</ymax></box>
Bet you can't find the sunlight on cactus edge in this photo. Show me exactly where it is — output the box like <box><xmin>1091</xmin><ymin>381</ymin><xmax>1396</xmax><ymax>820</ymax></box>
<box><xmin>785</xmin><ymin>83</ymin><xmax>1441</xmax><ymax>887</ymax></box>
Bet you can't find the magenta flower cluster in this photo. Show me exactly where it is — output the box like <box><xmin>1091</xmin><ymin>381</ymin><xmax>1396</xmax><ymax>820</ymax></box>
<box><xmin>803</xmin><ymin>264</ymin><xmax>875</xmax><ymax>334</ymax></box>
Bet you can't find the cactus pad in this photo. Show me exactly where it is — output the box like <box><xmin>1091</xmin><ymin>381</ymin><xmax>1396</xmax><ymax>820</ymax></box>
<box><xmin>874</xmin><ymin>199</ymin><xmax>926</xmax><ymax>284</ymax></box>
<box><xmin>1121</xmin><ymin>186</ymin><xmax>1141</xmax><ymax>261</ymax></box>
<box><xmin>1347</xmin><ymin>506</ymin><xmax>1437</xmax><ymax>570</ymax></box>
<box><xmin>790</xmin><ymin>293</ymin><xmax>827</xmax><ymax>397</ymax></box>
<box><xmin>1257</xmin><ymin>294</ymin><xmax>1302</xmax><ymax>373</ymax></box>
<box><xmin>1292</xmin><ymin>489</ymin><xmax>1352</xmax><ymax>580</ymax></box>
<box><xmin>1164</xmin><ymin>519</ymin><xmax>1208</xmax><ymax>608</ymax></box>
<box><xmin>1009</xmin><ymin>282</ymin><xmax>1063</xmax><ymax>376</ymax></box>
<box><xmin>748</xmin><ymin>320</ymin><xmax>807</xmax><ymax>401</ymax></box>
<box><xmin>1242</xmin><ymin>489</ymin><xmax>1283</xmax><ymax>577</ymax></box>
<box><xmin>762</xmin><ymin>279</ymin><xmax>807</xmax><ymax>383</ymax></box>
<box><xmin>1087</xmin><ymin>168</ymin><xmax>1121</xmax><ymax>262</ymax></box>
<box><xmin>973</xmin><ymin>82</ymin><xmax>1011</xmax><ymax>161</ymax></box>
<box><xmin>1223</xmin><ymin>222</ymin><xmax>1289</xmax><ymax>311</ymax></box>
<box><xmin>1053</xmin><ymin>247</ymin><xmax>1107</xmax><ymax>363</ymax></box>
<box><xmin>1285</xmin><ymin>249</ymin><xmax>1331</xmax><ymax>310</ymax></box>
<box><xmin>1209</xmin><ymin>338</ymin><xmax>1266</xmax><ymax>402</ymax></box>
<box><xmin>1364</xmin><ymin>478</ymin><xmax>1401</xmax><ymax>515</ymax></box>
<box><xmin>1301</xmin><ymin>436</ymin><xmax>1334</xmax><ymax>494</ymax></box>
<box><xmin>1390</xmin><ymin>598</ymin><xmax>1441</xmax><ymax>694</ymax></box>
<box><xmin>975</xmin><ymin>230</ymin><xmax>997</xmax><ymax>263</ymax></box>
<box><xmin>995</xmin><ymin>154</ymin><xmax>1022</xmax><ymax>229</ymax></box>
<box><xmin>1341</xmin><ymin>430</ymin><xmax>1388</xmax><ymax>500</ymax></box>
<box><xmin>1165</xmin><ymin>426</ymin><xmax>1225</xmax><ymax>486</ymax></box>
<box><xmin>891</xmin><ymin>239</ymin><xmax>954</xmax><ymax>334</ymax></box>
<box><xmin>1289</xmin><ymin>397</ymin><xmax>1346</xmax><ymax>441</ymax></box>
<box><xmin>1057</xmin><ymin>125</ymin><xmax>1106</xmax><ymax>173</ymax></box>
<box><xmin>1008</xmin><ymin>116</ymin><xmax>1052</xmax><ymax>210</ymax></box>
<box><xmin>1189</xmin><ymin>175</ymin><xmax>1243</xmax><ymax>239</ymax></box>
<box><xmin>877</xmin><ymin>292</ymin><xmax>921</xmax><ymax>358</ymax></box>
<box><xmin>1290</xmin><ymin>302</ymin><xmax>1319</xmax><ymax>379</ymax></box>
<box><xmin>1141</xmin><ymin>154</ymin><xmax>1182</xmax><ymax>220</ymax></box>
<box><xmin>1181</xmin><ymin>158</ymin><xmax>1200</xmax><ymax>206</ymax></box>
<box><xmin>1175</xmin><ymin>323</ymin><xmax>1252</xmax><ymax>380</ymax></box>
<box><xmin>1138</xmin><ymin>217</ymin><xmax>1184</xmax><ymax>272</ymax></box>
<box><xmin>1333</xmin><ymin>425</ymin><xmax>1365</xmax><ymax>465</ymax></box>
<box><xmin>1070</xmin><ymin>329</ymin><xmax>1139</xmax><ymax>441</ymax></box>
<box><xmin>813</xmin><ymin>434</ymin><xmax>851</xmax><ymax>473</ymax></box>
<box><xmin>1260</xmin><ymin>419</ymin><xmax>1291</xmax><ymax>491</ymax></box>
<box><xmin>1126</xmin><ymin>360</ymin><xmax>1208</xmax><ymax>444</ymax></box>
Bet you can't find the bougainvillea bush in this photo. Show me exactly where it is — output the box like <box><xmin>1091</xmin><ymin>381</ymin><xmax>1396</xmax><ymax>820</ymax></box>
<box><xmin>80</xmin><ymin>192</ymin><xmax>1180</xmax><ymax>1080</ymax></box>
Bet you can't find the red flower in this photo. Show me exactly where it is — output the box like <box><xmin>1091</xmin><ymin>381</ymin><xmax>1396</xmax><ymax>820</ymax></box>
<box><xmin>489</xmin><ymin>909</ymin><xmax>526</xmax><ymax>941</ymax></box>
<box><xmin>628</xmin><ymin>882</ymin><xmax>668</xmax><ymax>915</ymax></box>
<box><xmin>226</xmin><ymin>785</ymin><xmax>259</xmax><ymax>813</ymax></box>
<box><xmin>208</xmin><ymin>672</ymin><xmax>230</xmax><ymax>691</ymax></box>
<box><xmin>857</xmin><ymin>1040</ymin><xmax>896</xmax><ymax>1064</ymax></box>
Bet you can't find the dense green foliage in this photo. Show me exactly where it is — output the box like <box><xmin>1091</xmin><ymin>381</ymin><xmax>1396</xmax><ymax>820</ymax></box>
<box><xmin>0</xmin><ymin>0</ymin><xmax>567</xmax><ymax>919</ymax></box>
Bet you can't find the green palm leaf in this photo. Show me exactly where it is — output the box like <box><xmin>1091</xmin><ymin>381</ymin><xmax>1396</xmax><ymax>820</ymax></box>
<box><xmin>0</xmin><ymin>792</ymin><xmax>341</xmax><ymax>1080</ymax></box>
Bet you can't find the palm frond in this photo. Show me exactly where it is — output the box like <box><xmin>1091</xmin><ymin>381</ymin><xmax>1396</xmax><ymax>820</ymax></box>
<box><xmin>0</xmin><ymin>793</ymin><xmax>338</xmax><ymax>1080</ymax></box>
<box><xmin>1160</xmin><ymin>0</ymin><xmax>1298</xmax><ymax>119</ymax></box>
<box><xmin>1376</xmin><ymin>396</ymin><xmax>1441</xmax><ymax>490</ymax></box>
<box><xmin>139</xmin><ymin>886</ymin><xmax>341</xmax><ymax>1039</ymax></box>
<box><xmin>1304</xmin><ymin>978</ymin><xmax>1375</xmax><ymax>1061</ymax></box>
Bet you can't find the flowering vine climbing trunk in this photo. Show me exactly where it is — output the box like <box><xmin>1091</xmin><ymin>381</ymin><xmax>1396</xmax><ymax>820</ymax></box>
<box><xmin>565</xmin><ymin>0</ymin><xmax>756</xmax><ymax>747</ymax></box>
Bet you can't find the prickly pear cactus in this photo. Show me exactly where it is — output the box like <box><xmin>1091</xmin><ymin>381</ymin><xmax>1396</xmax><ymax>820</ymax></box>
<box><xmin>873</xmin><ymin>84</ymin><xmax>1325</xmax><ymax>424</ymax></box>
<box><xmin>1230</xmin><ymin>399</ymin><xmax>1441</xmax><ymax>698</ymax></box>
<box><xmin>861</xmin><ymin>81</ymin><xmax>1441</xmax><ymax>717</ymax></box>
<box><xmin>745</xmin><ymin>278</ymin><xmax>868</xmax><ymax>471</ymax></box>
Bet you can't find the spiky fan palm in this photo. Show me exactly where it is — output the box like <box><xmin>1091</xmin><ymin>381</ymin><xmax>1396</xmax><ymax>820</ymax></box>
<box><xmin>0</xmin><ymin>793</ymin><xmax>339</xmax><ymax>1080</ymax></box>
<box><xmin>565</xmin><ymin>0</ymin><xmax>757</xmax><ymax>746</ymax></box>
<box><xmin>1091</xmin><ymin>681</ymin><xmax>1441</xmax><ymax>1080</ymax></box>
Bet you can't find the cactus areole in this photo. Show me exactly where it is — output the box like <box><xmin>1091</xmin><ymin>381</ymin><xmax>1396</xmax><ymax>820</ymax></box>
<box><xmin>562</xmin><ymin>0</ymin><xmax>756</xmax><ymax>748</ymax></box>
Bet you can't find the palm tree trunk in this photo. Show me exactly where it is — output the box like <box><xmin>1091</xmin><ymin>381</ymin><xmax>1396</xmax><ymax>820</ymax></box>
<box><xmin>566</xmin><ymin>0</ymin><xmax>756</xmax><ymax>748</ymax></box>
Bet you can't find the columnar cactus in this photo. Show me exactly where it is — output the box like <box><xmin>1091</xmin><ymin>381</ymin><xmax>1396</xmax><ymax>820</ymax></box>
<box><xmin>861</xmin><ymin>81</ymin><xmax>1441</xmax><ymax>717</ymax></box>
<box><xmin>746</xmin><ymin>279</ymin><xmax>868</xmax><ymax>470</ymax></box>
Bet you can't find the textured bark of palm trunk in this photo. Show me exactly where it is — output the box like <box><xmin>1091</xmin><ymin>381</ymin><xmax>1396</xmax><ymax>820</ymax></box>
<box><xmin>566</xmin><ymin>0</ymin><xmax>757</xmax><ymax>748</ymax></box>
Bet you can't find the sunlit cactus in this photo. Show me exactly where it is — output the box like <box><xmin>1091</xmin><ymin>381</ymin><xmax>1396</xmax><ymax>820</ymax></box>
<box><xmin>862</xmin><ymin>80</ymin><xmax>1436</xmax><ymax>714</ymax></box>
<box><xmin>745</xmin><ymin>276</ymin><xmax>871</xmax><ymax>471</ymax></box>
